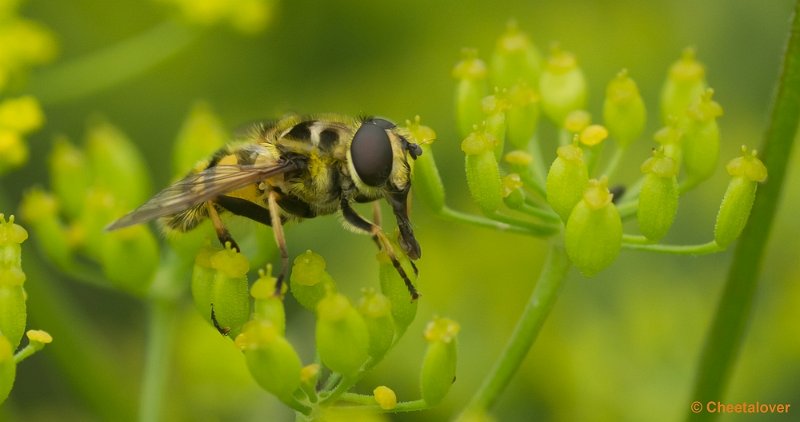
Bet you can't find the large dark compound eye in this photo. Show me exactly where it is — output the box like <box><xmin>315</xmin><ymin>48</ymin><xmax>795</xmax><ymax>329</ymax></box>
<box><xmin>351</xmin><ymin>120</ymin><xmax>394</xmax><ymax>187</ymax></box>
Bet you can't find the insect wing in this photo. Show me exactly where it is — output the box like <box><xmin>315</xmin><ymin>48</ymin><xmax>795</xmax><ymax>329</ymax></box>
<box><xmin>106</xmin><ymin>160</ymin><xmax>298</xmax><ymax>230</ymax></box>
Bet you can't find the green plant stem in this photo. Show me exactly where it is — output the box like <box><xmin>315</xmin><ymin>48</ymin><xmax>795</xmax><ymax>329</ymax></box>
<box><xmin>602</xmin><ymin>146</ymin><xmax>626</xmax><ymax>179</ymax></box>
<box><xmin>622</xmin><ymin>238</ymin><xmax>723</xmax><ymax>255</ymax></box>
<box><xmin>138</xmin><ymin>300</ymin><xmax>177</xmax><ymax>422</ymax></box>
<box><xmin>439</xmin><ymin>206</ymin><xmax>554</xmax><ymax>236</ymax></box>
<box><xmin>528</xmin><ymin>134</ymin><xmax>549</xmax><ymax>186</ymax></box>
<box><xmin>487</xmin><ymin>211</ymin><xmax>559</xmax><ymax>236</ymax></box>
<box><xmin>12</xmin><ymin>344</ymin><xmax>39</xmax><ymax>364</ymax></box>
<box><xmin>462</xmin><ymin>242</ymin><xmax>570</xmax><ymax>415</ymax></box>
<box><xmin>517</xmin><ymin>201</ymin><xmax>562</xmax><ymax>223</ymax></box>
<box><xmin>322</xmin><ymin>372</ymin><xmax>342</xmax><ymax>392</ymax></box>
<box><xmin>138</xmin><ymin>250</ymin><xmax>191</xmax><ymax>422</ymax></box>
<box><xmin>320</xmin><ymin>375</ymin><xmax>357</xmax><ymax>404</ymax></box>
<box><xmin>30</xmin><ymin>20</ymin><xmax>198</xmax><ymax>105</ymax></box>
<box><xmin>336</xmin><ymin>398</ymin><xmax>430</xmax><ymax>413</ymax></box>
<box><xmin>283</xmin><ymin>396</ymin><xmax>313</xmax><ymax>416</ymax></box>
<box><xmin>689</xmin><ymin>0</ymin><xmax>800</xmax><ymax>417</ymax></box>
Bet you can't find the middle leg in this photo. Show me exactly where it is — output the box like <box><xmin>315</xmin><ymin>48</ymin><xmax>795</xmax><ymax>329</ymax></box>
<box><xmin>341</xmin><ymin>199</ymin><xmax>419</xmax><ymax>300</ymax></box>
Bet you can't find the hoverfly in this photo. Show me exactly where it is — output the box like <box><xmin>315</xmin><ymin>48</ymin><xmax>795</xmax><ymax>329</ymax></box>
<box><xmin>107</xmin><ymin>114</ymin><xmax>423</xmax><ymax>299</ymax></box>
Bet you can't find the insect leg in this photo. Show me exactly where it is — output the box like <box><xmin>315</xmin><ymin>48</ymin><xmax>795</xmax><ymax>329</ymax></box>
<box><xmin>210</xmin><ymin>304</ymin><xmax>231</xmax><ymax>336</ymax></box>
<box><xmin>206</xmin><ymin>201</ymin><xmax>240</xmax><ymax>251</ymax></box>
<box><xmin>341</xmin><ymin>199</ymin><xmax>419</xmax><ymax>300</ymax></box>
<box><xmin>373</xmin><ymin>200</ymin><xmax>418</xmax><ymax>276</ymax></box>
<box><xmin>372</xmin><ymin>202</ymin><xmax>382</xmax><ymax>227</ymax></box>
<box><xmin>267</xmin><ymin>191</ymin><xmax>289</xmax><ymax>297</ymax></box>
<box><xmin>216</xmin><ymin>195</ymin><xmax>273</xmax><ymax>226</ymax></box>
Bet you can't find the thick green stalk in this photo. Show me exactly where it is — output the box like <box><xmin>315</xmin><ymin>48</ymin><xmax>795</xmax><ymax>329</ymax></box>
<box><xmin>689</xmin><ymin>1</ymin><xmax>800</xmax><ymax>418</ymax></box>
<box><xmin>462</xmin><ymin>242</ymin><xmax>570</xmax><ymax>415</ymax></box>
<box><xmin>138</xmin><ymin>250</ymin><xmax>191</xmax><ymax>422</ymax></box>
<box><xmin>30</xmin><ymin>20</ymin><xmax>197</xmax><ymax>105</ymax></box>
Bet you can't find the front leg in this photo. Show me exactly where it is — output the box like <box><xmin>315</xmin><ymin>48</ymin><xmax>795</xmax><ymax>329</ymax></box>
<box><xmin>340</xmin><ymin>198</ymin><xmax>419</xmax><ymax>300</ymax></box>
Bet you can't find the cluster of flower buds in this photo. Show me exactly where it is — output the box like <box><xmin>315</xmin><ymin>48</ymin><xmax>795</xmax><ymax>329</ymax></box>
<box><xmin>0</xmin><ymin>215</ymin><xmax>52</xmax><ymax>405</ymax></box>
<box><xmin>191</xmin><ymin>245</ymin><xmax>459</xmax><ymax>415</ymax></box>
<box><xmin>0</xmin><ymin>3</ymin><xmax>57</xmax><ymax>94</ymax></box>
<box><xmin>19</xmin><ymin>119</ymin><xmax>159</xmax><ymax>294</ymax></box>
<box><xmin>436</xmin><ymin>24</ymin><xmax>769</xmax><ymax>276</ymax></box>
<box><xmin>0</xmin><ymin>2</ymin><xmax>55</xmax><ymax>174</ymax></box>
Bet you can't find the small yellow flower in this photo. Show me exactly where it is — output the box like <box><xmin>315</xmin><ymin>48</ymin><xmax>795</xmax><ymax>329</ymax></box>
<box><xmin>26</xmin><ymin>330</ymin><xmax>52</xmax><ymax>345</ymax></box>
<box><xmin>0</xmin><ymin>96</ymin><xmax>44</xmax><ymax>134</ymax></box>
<box><xmin>579</xmin><ymin>125</ymin><xmax>609</xmax><ymax>147</ymax></box>
<box><xmin>373</xmin><ymin>385</ymin><xmax>397</xmax><ymax>410</ymax></box>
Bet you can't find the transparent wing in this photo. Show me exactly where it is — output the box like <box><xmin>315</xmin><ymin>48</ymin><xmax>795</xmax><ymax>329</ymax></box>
<box><xmin>106</xmin><ymin>160</ymin><xmax>298</xmax><ymax>230</ymax></box>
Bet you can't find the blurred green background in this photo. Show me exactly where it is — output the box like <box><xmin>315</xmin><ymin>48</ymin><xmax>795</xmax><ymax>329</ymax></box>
<box><xmin>2</xmin><ymin>0</ymin><xmax>799</xmax><ymax>420</ymax></box>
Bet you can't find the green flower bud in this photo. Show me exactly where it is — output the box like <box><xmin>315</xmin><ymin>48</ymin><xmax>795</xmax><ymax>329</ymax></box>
<box><xmin>19</xmin><ymin>189</ymin><xmax>73</xmax><ymax>268</ymax></box>
<box><xmin>564</xmin><ymin>110</ymin><xmax>592</xmax><ymax>135</ymax></box>
<box><xmin>316</xmin><ymin>293</ymin><xmax>370</xmax><ymax>376</ymax></box>
<box><xmin>403</xmin><ymin>117</ymin><xmax>444</xmax><ymax>212</ymax></box>
<box><xmin>290</xmin><ymin>250</ymin><xmax>336</xmax><ymax>312</ymax></box>
<box><xmin>504</xmin><ymin>150</ymin><xmax>538</xmax><ymax>188</ymax></box>
<box><xmin>85</xmin><ymin>119</ymin><xmax>151</xmax><ymax>209</ymax></box>
<box><xmin>378</xmin><ymin>250</ymin><xmax>417</xmax><ymax>336</ymax></box>
<box><xmin>506</xmin><ymin>82</ymin><xmax>540</xmax><ymax>149</ymax></box>
<box><xmin>603</xmin><ymin>69</ymin><xmax>646</xmax><ymax>147</ymax></box>
<box><xmin>638</xmin><ymin>149</ymin><xmax>679</xmax><ymax>241</ymax></box>
<box><xmin>482</xmin><ymin>91</ymin><xmax>509</xmax><ymax>159</ymax></box>
<box><xmin>47</xmin><ymin>136</ymin><xmax>92</xmax><ymax>219</ymax></box>
<box><xmin>251</xmin><ymin>266</ymin><xmax>286</xmax><ymax>335</ymax></box>
<box><xmin>235</xmin><ymin>320</ymin><xmax>302</xmax><ymax>400</ymax></box>
<box><xmin>0</xmin><ymin>214</ymin><xmax>27</xmax><ymax>267</ymax></box>
<box><xmin>100</xmin><ymin>225</ymin><xmax>159</xmax><ymax>294</ymax></box>
<box><xmin>172</xmin><ymin>101</ymin><xmax>228</xmax><ymax>177</ymax></box>
<box><xmin>210</xmin><ymin>246</ymin><xmax>250</xmax><ymax>336</ymax></box>
<box><xmin>420</xmin><ymin>317</ymin><xmax>459</xmax><ymax>406</ymax></box>
<box><xmin>490</xmin><ymin>22</ymin><xmax>542</xmax><ymax>89</ymax></box>
<box><xmin>462</xmin><ymin>128</ymin><xmax>503</xmax><ymax>213</ymax></box>
<box><xmin>0</xmin><ymin>335</ymin><xmax>15</xmax><ymax>405</ymax></box>
<box><xmin>714</xmin><ymin>147</ymin><xmax>767</xmax><ymax>247</ymax></box>
<box><xmin>682</xmin><ymin>89</ymin><xmax>724</xmax><ymax>188</ymax></box>
<box><xmin>192</xmin><ymin>245</ymin><xmax>250</xmax><ymax>336</ymax></box>
<box><xmin>358</xmin><ymin>289</ymin><xmax>395</xmax><ymax>360</ymax></box>
<box><xmin>654</xmin><ymin>119</ymin><xmax>684</xmax><ymax>170</ymax></box>
<box><xmin>0</xmin><ymin>282</ymin><xmax>27</xmax><ymax>351</ymax></box>
<box><xmin>0</xmin><ymin>129</ymin><xmax>28</xmax><ymax>173</ymax></box>
<box><xmin>565</xmin><ymin>178</ymin><xmax>622</xmax><ymax>276</ymax></box>
<box><xmin>453</xmin><ymin>49</ymin><xmax>489</xmax><ymax>138</ymax></box>
<box><xmin>501</xmin><ymin>173</ymin><xmax>525</xmax><ymax>210</ymax></box>
<box><xmin>0</xmin><ymin>214</ymin><xmax>27</xmax><ymax>349</ymax></box>
<box><xmin>191</xmin><ymin>245</ymin><xmax>216</xmax><ymax>316</ymax></box>
<box><xmin>0</xmin><ymin>95</ymin><xmax>44</xmax><ymax>134</ymax></box>
<box><xmin>546</xmin><ymin>143</ymin><xmax>589</xmax><ymax>221</ymax></box>
<box><xmin>300</xmin><ymin>363</ymin><xmax>320</xmax><ymax>391</ymax></box>
<box><xmin>78</xmin><ymin>188</ymin><xmax>121</xmax><ymax>261</ymax></box>
<box><xmin>660</xmin><ymin>47</ymin><xmax>707</xmax><ymax>123</ymax></box>
<box><xmin>373</xmin><ymin>385</ymin><xmax>397</xmax><ymax>410</ymax></box>
<box><xmin>539</xmin><ymin>47</ymin><xmax>587</xmax><ymax>126</ymax></box>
